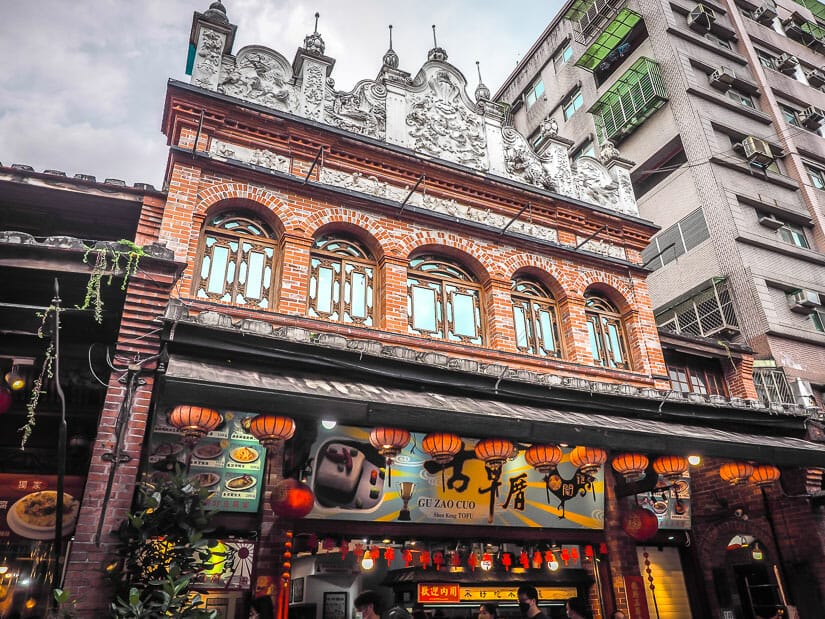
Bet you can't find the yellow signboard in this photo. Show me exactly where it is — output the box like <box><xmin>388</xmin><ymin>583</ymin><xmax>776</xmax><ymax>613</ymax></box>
<box><xmin>418</xmin><ymin>584</ymin><xmax>577</xmax><ymax>603</ymax></box>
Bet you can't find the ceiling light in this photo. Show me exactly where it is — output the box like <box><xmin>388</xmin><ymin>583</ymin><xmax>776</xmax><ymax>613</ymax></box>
<box><xmin>321</xmin><ymin>419</ymin><xmax>337</xmax><ymax>430</ymax></box>
<box><xmin>688</xmin><ymin>455</ymin><xmax>701</xmax><ymax>466</ymax></box>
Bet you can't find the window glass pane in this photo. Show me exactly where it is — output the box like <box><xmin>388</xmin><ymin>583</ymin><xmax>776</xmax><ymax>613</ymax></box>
<box><xmin>513</xmin><ymin>305</ymin><xmax>530</xmax><ymax>349</ymax></box>
<box><xmin>412</xmin><ymin>286</ymin><xmax>438</xmax><ymax>332</ymax></box>
<box><xmin>607</xmin><ymin>322</ymin><xmax>624</xmax><ymax>365</ymax></box>
<box><xmin>587</xmin><ymin>319</ymin><xmax>602</xmax><ymax>362</ymax></box>
<box><xmin>452</xmin><ymin>292</ymin><xmax>478</xmax><ymax>338</ymax></box>
<box><xmin>538</xmin><ymin>309</ymin><xmax>557</xmax><ymax>354</ymax></box>
<box><xmin>534</xmin><ymin>80</ymin><xmax>545</xmax><ymax>98</ymax></box>
<box><xmin>316</xmin><ymin>266</ymin><xmax>335</xmax><ymax>314</ymax></box>
<box><xmin>563</xmin><ymin>45</ymin><xmax>573</xmax><ymax>62</ymax></box>
<box><xmin>690</xmin><ymin>372</ymin><xmax>708</xmax><ymax>394</ymax></box>
<box><xmin>350</xmin><ymin>271</ymin><xmax>367</xmax><ymax>319</ymax></box>
<box><xmin>246</xmin><ymin>251</ymin><xmax>265</xmax><ymax>299</ymax></box>
<box><xmin>207</xmin><ymin>245</ymin><xmax>229</xmax><ymax>294</ymax></box>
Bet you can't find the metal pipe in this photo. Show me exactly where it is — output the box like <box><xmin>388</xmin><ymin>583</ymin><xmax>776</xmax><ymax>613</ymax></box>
<box><xmin>302</xmin><ymin>146</ymin><xmax>325</xmax><ymax>184</ymax></box>
<box><xmin>398</xmin><ymin>175</ymin><xmax>425</xmax><ymax>214</ymax></box>
<box><xmin>51</xmin><ymin>278</ymin><xmax>67</xmax><ymax>599</ymax></box>
<box><xmin>192</xmin><ymin>110</ymin><xmax>205</xmax><ymax>155</ymax></box>
<box><xmin>499</xmin><ymin>202</ymin><xmax>530</xmax><ymax>235</ymax></box>
<box><xmin>574</xmin><ymin>224</ymin><xmax>608</xmax><ymax>250</ymax></box>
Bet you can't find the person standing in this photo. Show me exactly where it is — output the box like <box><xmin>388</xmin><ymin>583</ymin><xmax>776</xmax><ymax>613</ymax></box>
<box><xmin>564</xmin><ymin>597</ymin><xmax>591</xmax><ymax>619</ymax></box>
<box><xmin>609</xmin><ymin>611</ymin><xmax>626</xmax><ymax>619</ymax></box>
<box><xmin>516</xmin><ymin>585</ymin><xmax>548</xmax><ymax>619</ymax></box>
<box><xmin>478</xmin><ymin>603</ymin><xmax>499</xmax><ymax>619</ymax></box>
<box><xmin>355</xmin><ymin>590</ymin><xmax>384</xmax><ymax>619</ymax></box>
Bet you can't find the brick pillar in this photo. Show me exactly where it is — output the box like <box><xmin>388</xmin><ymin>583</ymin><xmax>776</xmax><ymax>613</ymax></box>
<box><xmin>63</xmin><ymin>266</ymin><xmax>178</xmax><ymax>614</ymax></box>
<box><xmin>563</xmin><ymin>294</ymin><xmax>593</xmax><ymax>366</ymax></box>
<box><xmin>279</xmin><ymin>234</ymin><xmax>312</xmax><ymax>316</ymax></box>
<box><xmin>723</xmin><ymin>355</ymin><xmax>759</xmax><ymax>400</ymax></box>
<box><xmin>485</xmin><ymin>277</ymin><xmax>516</xmax><ymax>352</ymax></box>
<box><xmin>603</xmin><ymin>468</ymin><xmax>642</xmax><ymax>616</ymax></box>
<box><xmin>380</xmin><ymin>255</ymin><xmax>409</xmax><ymax>333</ymax></box>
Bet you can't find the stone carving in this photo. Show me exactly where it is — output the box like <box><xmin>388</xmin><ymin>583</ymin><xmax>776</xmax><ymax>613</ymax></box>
<box><xmin>540</xmin><ymin>116</ymin><xmax>559</xmax><ymax>139</ymax></box>
<box><xmin>576</xmin><ymin>237</ymin><xmax>627</xmax><ymax>260</ymax></box>
<box><xmin>613</xmin><ymin>168</ymin><xmax>637</xmax><ymax>215</ymax></box>
<box><xmin>406</xmin><ymin>71</ymin><xmax>487</xmax><ymax>170</ymax></box>
<box><xmin>193</xmin><ymin>30</ymin><xmax>224</xmax><ymax>89</ymax></box>
<box><xmin>209</xmin><ymin>140</ymin><xmax>290</xmax><ymax>173</ymax></box>
<box><xmin>218</xmin><ymin>49</ymin><xmax>297</xmax><ymax>112</ymax></box>
<box><xmin>501</xmin><ymin>127</ymin><xmax>554</xmax><ymax>190</ymax></box>
<box><xmin>599</xmin><ymin>140</ymin><xmax>620</xmax><ymax>163</ymax></box>
<box><xmin>325</xmin><ymin>81</ymin><xmax>387</xmax><ymax>139</ymax></box>
<box><xmin>304</xmin><ymin>64</ymin><xmax>326</xmax><ymax>120</ymax></box>
<box><xmin>304</xmin><ymin>31</ymin><xmax>325</xmax><ymax>56</ymax></box>
<box><xmin>575</xmin><ymin>158</ymin><xmax>620</xmax><ymax>209</ymax></box>
<box><xmin>319</xmin><ymin>168</ymin><xmax>558</xmax><ymax>242</ymax></box>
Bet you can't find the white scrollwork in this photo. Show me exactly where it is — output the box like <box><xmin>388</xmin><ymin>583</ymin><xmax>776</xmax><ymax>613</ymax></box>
<box><xmin>576</xmin><ymin>237</ymin><xmax>627</xmax><ymax>260</ymax></box>
<box><xmin>193</xmin><ymin>30</ymin><xmax>224</xmax><ymax>89</ymax></box>
<box><xmin>574</xmin><ymin>158</ymin><xmax>619</xmax><ymax>210</ymax></box>
<box><xmin>406</xmin><ymin>71</ymin><xmax>487</xmax><ymax>170</ymax></box>
<box><xmin>501</xmin><ymin>127</ymin><xmax>554</xmax><ymax>190</ymax></box>
<box><xmin>304</xmin><ymin>64</ymin><xmax>325</xmax><ymax>120</ymax></box>
<box><xmin>218</xmin><ymin>49</ymin><xmax>297</xmax><ymax>112</ymax></box>
<box><xmin>209</xmin><ymin>140</ymin><xmax>290</xmax><ymax>173</ymax></box>
<box><xmin>324</xmin><ymin>80</ymin><xmax>387</xmax><ymax>139</ymax></box>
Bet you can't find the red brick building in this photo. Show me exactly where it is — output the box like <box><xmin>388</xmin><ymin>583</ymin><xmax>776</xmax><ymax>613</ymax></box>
<box><xmin>4</xmin><ymin>2</ymin><xmax>825</xmax><ymax>618</ymax></box>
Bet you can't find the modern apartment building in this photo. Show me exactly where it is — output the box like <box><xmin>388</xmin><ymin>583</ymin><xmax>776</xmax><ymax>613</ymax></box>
<box><xmin>495</xmin><ymin>0</ymin><xmax>825</xmax><ymax>413</ymax></box>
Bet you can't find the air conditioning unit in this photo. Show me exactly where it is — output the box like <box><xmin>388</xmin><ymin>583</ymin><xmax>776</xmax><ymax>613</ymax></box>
<box><xmin>777</xmin><ymin>53</ymin><xmax>799</xmax><ymax>74</ymax></box>
<box><xmin>688</xmin><ymin>4</ymin><xmax>716</xmax><ymax>32</ymax></box>
<box><xmin>800</xmin><ymin>105</ymin><xmax>825</xmax><ymax>129</ymax></box>
<box><xmin>788</xmin><ymin>289</ymin><xmax>821</xmax><ymax>313</ymax></box>
<box><xmin>709</xmin><ymin>66</ymin><xmax>736</xmax><ymax>90</ymax></box>
<box><xmin>806</xmin><ymin>68</ymin><xmax>825</xmax><ymax>88</ymax></box>
<box><xmin>742</xmin><ymin>135</ymin><xmax>775</xmax><ymax>166</ymax></box>
<box><xmin>754</xmin><ymin>0</ymin><xmax>778</xmax><ymax>25</ymax></box>
<box><xmin>758</xmin><ymin>214</ymin><xmax>784</xmax><ymax>229</ymax></box>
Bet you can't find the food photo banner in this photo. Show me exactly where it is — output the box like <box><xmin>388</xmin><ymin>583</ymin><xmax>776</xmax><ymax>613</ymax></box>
<box><xmin>147</xmin><ymin>411</ymin><xmax>265</xmax><ymax>513</ymax></box>
<box><xmin>305</xmin><ymin>426</ymin><xmax>605</xmax><ymax>529</ymax></box>
<box><xmin>0</xmin><ymin>474</ymin><xmax>86</xmax><ymax>541</ymax></box>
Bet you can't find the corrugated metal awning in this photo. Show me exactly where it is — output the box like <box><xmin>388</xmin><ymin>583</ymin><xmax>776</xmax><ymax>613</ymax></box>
<box><xmin>162</xmin><ymin>356</ymin><xmax>825</xmax><ymax>467</ymax></box>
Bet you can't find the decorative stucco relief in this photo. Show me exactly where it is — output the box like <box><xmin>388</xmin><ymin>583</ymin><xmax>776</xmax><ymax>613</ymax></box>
<box><xmin>501</xmin><ymin>126</ymin><xmax>554</xmax><ymax>191</ymax></box>
<box><xmin>324</xmin><ymin>81</ymin><xmax>387</xmax><ymax>139</ymax></box>
<box><xmin>319</xmin><ymin>168</ymin><xmax>558</xmax><ymax>243</ymax></box>
<box><xmin>575</xmin><ymin>237</ymin><xmax>627</xmax><ymax>260</ymax></box>
<box><xmin>218</xmin><ymin>49</ymin><xmax>298</xmax><ymax>112</ymax></box>
<box><xmin>209</xmin><ymin>140</ymin><xmax>290</xmax><ymax>173</ymax></box>
<box><xmin>192</xmin><ymin>30</ymin><xmax>224</xmax><ymax>90</ymax></box>
<box><xmin>303</xmin><ymin>63</ymin><xmax>326</xmax><ymax>120</ymax></box>
<box><xmin>574</xmin><ymin>158</ymin><xmax>622</xmax><ymax>211</ymax></box>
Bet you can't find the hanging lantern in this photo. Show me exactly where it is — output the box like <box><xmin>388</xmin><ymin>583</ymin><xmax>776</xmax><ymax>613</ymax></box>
<box><xmin>652</xmin><ymin>455</ymin><xmax>689</xmax><ymax>483</ymax></box>
<box><xmin>611</xmin><ymin>453</ymin><xmax>649</xmax><ymax>482</ymax></box>
<box><xmin>501</xmin><ymin>552</ymin><xmax>512</xmax><ymax>571</ymax></box>
<box><xmin>519</xmin><ymin>550</ymin><xmax>530</xmax><ymax>569</ymax></box>
<box><xmin>403</xmin><ymin>549</ymin><xmax>414</xmax><ymax>567</ymax></box>
<box><xmin>525</xmin><ymin>444</ymin><xmax>563</xmax><ymax>474</ymax></box>
<box><xmin>532</xmin><ymin>551</ymin><xmax>543</xmax><ymax>569</ymax></box>
<box><xmin>622</xmin><ymin>506</ymin><xmax>659</xmax><ymax>541</ymax></box>
<box><xmin>433</xmin><ymin>551</ymin><xmax>444</xmax><ymax>571</ymax></box>
<box><xmin>468</xmin><ymin>552</ymin><xmax>478</xmax><ymax>571</ymax></box>
<box><xmin>270</xmin><ymin>478</ymin><xmax>315</xmax><ymax>519</ymax></box>
<box><xmin>369</xmin><ymin>427</ymin><xmax>410</xmax><ymax>485</ymax></box>
<box><xmin>569</xmin><ymin>446</ymin><xmax>608</xmax><ymax>476</ymax></box>
<box><xmin>340</xmin><ymin>540</ymin><xmax>349</xmax><ymax>560</ymax></box>
<box><xmin>749</xmin><ymin>464</ymin><xmax>781</xmax><ymax>486</ymax></box>
<box><xmin>248</xmin><ymin>414</ymin><xmax>296</xmax><ymax>448</ymax></box>
<box><xmin>584</xmin><ymin>545</ymin><xmax>594</xmax><ymax>559</ymax></box>
<box><xmin>168</xmin><ymin>405</ymin><xmax>222</xmax><ymax>445</ymax></box>
<box><xmin>384</xmin><ymin>547</ymin><xmax>395</xmax><ymax>562</ymax></box>
<box><xmin>480</xmin><ymin>552</ymin><xmax>493</xmax><ymax>571</ymax></box>
<box><xmin>451</xmin><ymin>551</ymin><xmax>462</xmax><ymax>568</ymax></box>
<box><xmin>719</xmin><ymin>461</ymin><xmax>755</xmax><ymax>486</ymax></box>
<box><xmin>420</xmin><ymin>551</ymin><xmax>431</xmax><ymax>569</ymax></box>
<box><xmin>422</xmin><ymin>432</ymin><xmax>462</xmax><ymax>490</ymax></box>
<box><xmin>474</xmin><ymin>438</ymin><xmax>515</xmax><ymax>472</ymax></box>
<box><xmin>599</xmin><ymin>543</ymin><xmax>608</xmax><ymax>555</ymax></box>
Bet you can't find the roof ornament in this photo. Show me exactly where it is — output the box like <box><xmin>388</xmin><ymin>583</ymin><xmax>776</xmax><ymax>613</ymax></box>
<box><xmin>303</xmin><ymin>11</ymin><xmax>326</xmax><ymax>55</ymax></box>
<box><xmin>383</xmin><ymin>24</ymin><xmax>399</xmax><ymax>69</ymax></box>
<box><xmin>475</xmin><ymin>61</ymin><xmax>490</xmax><ymax>101</ymax></box>
<box><xmin>427</xmin><ymin>24</ymin><xmax>448</xmax><ymax>62</ymax></box>
<box><xmin>202</xmin><ymin>0</ymin><xmax>229</xmax><ymax>25</ymax></box>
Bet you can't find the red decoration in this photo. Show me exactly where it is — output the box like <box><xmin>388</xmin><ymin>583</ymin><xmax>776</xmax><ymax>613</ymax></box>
<box><xmin>323</xmin><ymin>537</ymin><xmax>336</xmax><ymax>551</ymax></box>
<box><xmin>622</xmin><ymin>506</ymin><xmax>659</xmax><ymax>541</ymax></box>
<box><xmin>403</xmin><ymin>549</ymin><xmax>413</xmax><ymax>567</ymax></box>
<box><xmin>168</xmin><ymin>404</ymin><xmax>222</xmax><ymax>445</ymax></box>
<box><xmin>340</xmin><ymin>541</ymin><xmax>349</xmax><ymax>560</ymax></box>
<box><xmin>433</xmin><ymin>551</ymin><xmax>444</xmax><ymax>570</ymax></box>
<box><xmin>421</xmin><ymin>551</ymin><xmax>431</xmax><ymax>569</ymax></box>
<box><xmin>599</xmin><ymin>543</ymin><xmax>608</xmax><ymax>555</ymax></box>
<box><xmin>353</xmin><ymin>543</ymin><xmax>364</xmax><ymax>559</ymax></box>
<box><xmin>533</xmin><ymin>551</ymin><xmax>543</xmax><ymax>569</ymax></box>
<box><xmin>519</xmin><ymin>551</ymin><xmax>530</xmax><ymax>569</ymax></box>
<box><xmin>269</xmin><ymin>479</ymin><xmax>315</xmax><ymax>519</ymax></box>
<box><xmin>0</xmin><ymin>386</ymin><xmax>12</xmax><ymax>415</ymax></box>
<box><xmin>468</xmin><ymin>552</ymin><xmax>478</xmax><ymax>571</ymax></box>
<box><xmin>561</xmin><ymin>548</ymin><xmax>570</xmax><ymax>565</ymax></box>
<box><xmin>451</xmin><ymin>552</ymin><xmax>462</xmax><ymax>567</ymax></box>
<box><xmin>501</xmin><ymin>553</ymin><xmax>512</xmax><ymax>571</ymax></box>
<box><xmin>384</xmin><ymin>547</ymin><xmax>395</xmax><ymax>562</ymax></box>
<box><xmin>543</xmin><ymin>550</ymin><xmax>553</xmax><ymax>563</ymax></box>
<box><xmin>584</xmin><ymin>545</ymin><xmax>594</xmax><ymax>558</ymax></box>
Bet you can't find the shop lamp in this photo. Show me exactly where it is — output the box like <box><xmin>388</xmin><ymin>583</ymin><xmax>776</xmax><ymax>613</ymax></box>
<box><xmin>525</xmin><ymin>444</ymin><xmax>563</xmax><ymax>474</ymax></box>
<box><xmin>474</xmin><ymin>438</ymin><xmax>515</xmax><ymax>472</ymax></box>
<box><xmin>749</xmin><ymin>464</ymin><xmax>781</xmax><ymax>486</ymax></box>
<box><xmin>321</xmin><ymin>419</ymin><xmax>337</xmax><ymax>430</ymax></box>
<box><xmin>719</xmin><ymin>461</ymin><xmax>754</xmax><ymax>486</ymax></box>
<box><xmin>167</xmin><ymin>405</ymin><xmax>222</xmax><ymax>446</ymax></box>
<box><xmin>480</xmin><ymin>553</ymin><xmax>493</xmax><ymax>571</ymax></box>
<box><xmin>422</xmin><ymin>432</ymin><xmax>462</xmax><ymax>490</ymax></box>
<box><xmin>611</xmin><ymin>453</ymin><xmax>649</xmax><ymax>482</ymax></box>
<box><xmin>5</xmin><ymin>368</ymin><xmax>25</xmax><ymax>391</ymax></box>
<box><xmin>751</xmin><ymin>542</ymin><xmax>763</xmax><ymax>561</ymax></box>
<box><xmin>369</xmin><ymin>426</ymin><xmax>411</xmax><ymax>485</ymax></box>
<box><xmin>361</xmin><ymin>549</ymin><xmax>375</xmax><ymax>570</ymax></box>
<box><xmin>569</xmin><ymin>446</ymin><xmax>607</xmax><ymax>477</ymax></box>
<box><xmin>652</xmin><ymin>455</ymin><xmax>689</xmax><ymax>484</ymax></box>
<box><xmin>0</xmin><ymin>565</ymin><xmax>8</xmax><ymax>575</ymax></box>
<box><xmin>547</xmin><ymin>553</ymin><xmax>560</xmax><ymax>571</ymax></box>
<box><xmin>248</xmin><ymin>414</ymin><xmax>296</xmax><ymax>449</ymax></box>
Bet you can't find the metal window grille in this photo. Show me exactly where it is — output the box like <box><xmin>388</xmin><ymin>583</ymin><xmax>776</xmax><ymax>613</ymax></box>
<box><xmin>656</xmin><ymin>278</ymin><xmax>739</xmax><ymax>338</ymax></box>
<box><xmin>590</xmin><ymin>57</ymin><xmax>668</xmax><ymax>143</ymax></box>
<box><xmin>753</xmin><ymin>368</ymin><xmax>795</xmax><ymax>405</ymax></box>
<box><xmin>564</xmin><ymin>0</ymin><xmax>629</xmax><ymax>44</ymax></box>
<box><xmin>641</xmin><ymin>209</ymin><xmax>709</xmax><ymax>270</ymax></box>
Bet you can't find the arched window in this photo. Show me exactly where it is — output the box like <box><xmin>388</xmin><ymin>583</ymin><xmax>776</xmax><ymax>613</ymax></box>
<box><xmin>585</xmin><ymin>292</ymin><xmax>629</xmax><ymax>369</ymax></box>
<box><xmin>511</xmin><ymin>278</ymin><xmax>562</xmax><ymax>357</ymax></box>
<box><xmin>407</xmin><ymin>255</ymin><xmax>483</xmax><ymax>344</ymax></box>
<box><xmin>308</xmin><ymin>234</ymin><xmax>375</xmax><ymax>325</ymax></box>
<box><xmin>194</xmin><ymin>211</ymin><xmax>278</xmax><ymax>309</ymax></box>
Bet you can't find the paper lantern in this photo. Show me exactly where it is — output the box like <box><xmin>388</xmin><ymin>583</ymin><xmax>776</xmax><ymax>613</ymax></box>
<box><xmin>720</xmin><ymin>461</ymin><xmax>754</xmax><ymax>486</ymax></box>
<box><xmin>652</xmin><ymin>455</ymin><xmax>688</xmax><ymax>483</ymax></box>
<box><xmin>612</xmin><ymin>453</ymin><xmax>649</xmax><ymax>482</ymax></box>
<box><xmin>525</xmin><ymin>444</ymin><xmax>563</xmax><ymax>473</ymax></box>
<box><xmin>168</xmin><ymin>405</ymin><xmax>222</xmax><ymax>445</ymax></box>
<box><xmin>369</xmin><ymin>427</ymin><xmax>410</xmax><ymax>485</ymax></box>
<box><xmin>422</xmin><ymin>432</ymin><xmax>463</xmax><ymax>490</ymax></box>
<box><xmin>248</xmin><ymin>414</ymin><xmax>296</xmax><ymax>448</ymax></box>
<box><xmin>622</xmin><ymin>506</ymin><xmax>659</xmax><ymax>541</ymax></box>
<box><xmin>474</xmin><ymin>438</ymin><xmax>515</xmax><ymax>471</ymax></box>
<box><xmin>749</xmin><ymin>464</ymin><xmax>781</xmax><ymax>486</ymax></box>
<box><xmin>569</xmin><ymin>446</ymin><xmax>608</xmax><ymax>476</ymax></box>
<box><xmin>270</xmin><ymin>478</ymin><xmax>315</xmax><ymax>519</ymax></box>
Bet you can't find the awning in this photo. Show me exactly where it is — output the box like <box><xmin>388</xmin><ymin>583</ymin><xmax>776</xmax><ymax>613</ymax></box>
<box><xmin>161</xmin><ymin>356</ymin><xmax>825</xmax><ymax>467</ymax></box>
<box><xmin>575</xmin><ymin>9</ymin><xmax>642</xmax><ymax>72</ymax></box>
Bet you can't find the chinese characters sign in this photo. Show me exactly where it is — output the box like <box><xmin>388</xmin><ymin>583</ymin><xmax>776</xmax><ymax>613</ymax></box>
<box><xmin>147</xmin><ymin>411</ymin><xmax>265</xmax><ymax>513</ymax></box>
<box><xmin>624</xmin><ymin>576</ymin><xmax>651</xmax><ymax>619</ymax></box>
<box><xmin>305</xmin><ymin>426</ymin><xmax>604</xmax><ymax>529</ymax></box>
<box><xmin>0</xmin><ymin>475</ymin><xmax>85</xmax><ymax>540</ymax></box>
<box><xmin>417</xmin><ymin>585</ymin><xmax>578</xmax><ymax>603</ymax></box>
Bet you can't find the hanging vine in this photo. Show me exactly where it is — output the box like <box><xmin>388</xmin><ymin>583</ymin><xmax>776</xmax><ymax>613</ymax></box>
<box><xmin>19</xmin><ymin>240</ymin><xmax>145</xmax><ymax>449</ymax></box>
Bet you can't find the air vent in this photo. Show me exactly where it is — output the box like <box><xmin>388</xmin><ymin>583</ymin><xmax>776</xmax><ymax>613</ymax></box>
<box><xmin>799</xmin><ymin>105</ymin><xmax>825</xmax><ymax>129</ymax></box>
<box><xmin>709</xmin><ymin>66</ymin><xmax>736</xmax><ymax>90</ymax></box>
<box><xmin>742</xmin><ymin>136</ymin><xmax>775</xmax><ymax>166</ymax></box>
<box><xmin>788</xmin><ymin>289</ymin><xmax>821</xmax><ymax>314</ymax></box>
<box><xmin>754</xmin><ymin>0</ymin><xmax>778</xmax><ymax>25</ymax></box>
<box><xmin>777</xmin><ymin>53</ymin><xmax>799</xmax><ymax>74</ymax></box>
<box><xmin>688</xmin><ymin>4</ymin><xmax>716</xmax><ymax>32</ymax></box>
<box><xmin>806</xmin><ymin>69</ymin><xmax>825</xmax><ymax>88</ymax></box>
<box><xmin>758</xmin><ymin>214</ymin><xmax>784</xmax><ymax>230</ymax></box>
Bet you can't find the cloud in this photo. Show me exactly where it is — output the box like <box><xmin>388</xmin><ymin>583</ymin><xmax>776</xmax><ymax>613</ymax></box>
<box><xmin>0</xmin><ymin>0</ymin><xmax>563</xmax><ymax>187</ymax></box>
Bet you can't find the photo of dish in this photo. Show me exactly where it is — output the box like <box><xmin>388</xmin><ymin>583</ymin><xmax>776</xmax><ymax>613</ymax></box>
<box><xmin>152</xmin><ymin>442</ymin><xmax>184</xmax><ymax>458</ymax></box>
<box><xmin>7</xmin><ymin>491</ymin><xmax>80</xmax><ymax>540</ymax></box>
<box><xmin>193</xmin><ymin>472</ymin><xmax>221</xmax><ymax>488</ymax></box>
<box><xmin>225</xmin><ymin>474</ymin><xmax>256</xmax><ymax>491</ymax></box>
<box><xmin>652</xmin><ymin>500</ymin><xmax>669</xmax><ymax>515</ymax></box>
<box><xmin>673</xmin><ymin>501</ymin><xmax>688</xmax><ymax>515</ymax></box>
<box><xmin>235</xmin><ymin>417</ymin><xmax>252</xmax><ymax>434</ymax></box>
<box><xmin>672</xmin><ymin>479</ymin><xmax>689</xmax><ymax>495</ymax></box>
<box><xmin>230</xmin><ymin>446</ymin><xmax>259</xmax><ymax>464</ymax></box>
<box><xmin>192</xmin><ymin>443</ymin><xmax>224</xmax><ymax>460</ymax></box>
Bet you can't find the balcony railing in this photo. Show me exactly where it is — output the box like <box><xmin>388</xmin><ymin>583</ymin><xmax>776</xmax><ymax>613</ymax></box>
<box><xmin>656</xmin><ymin>278</ymin><xmax>740</xmax><ymax>339</ymax></box>
<box><xmin>564</xmin><ymin>0</ymin><xmax>628</xmax><ymax>44</ymax></box>
<box><xmin>589</xmin><ymin>57</ymin><xmax>668</xmax><ymax>143</ymax></box>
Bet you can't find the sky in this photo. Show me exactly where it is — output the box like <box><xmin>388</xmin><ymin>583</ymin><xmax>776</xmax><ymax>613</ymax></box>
<box><xmin>0</xmin><ymin>1</ymin><xmax>565</xmax><ymax>188</ymax></box>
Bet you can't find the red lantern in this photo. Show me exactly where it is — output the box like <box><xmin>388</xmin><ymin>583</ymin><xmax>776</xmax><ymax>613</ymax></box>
<box><xmin>501</xmin><ymin>552</ymin><xmax>512</xmax><ymax>571</ymax></box>
<box><xmin>421</xmin><ymin>551</ymin><xmax>431</xmax><ymax>569</ymax></box>
<box><xmin>533</xmin><ymin>551</ymin><xmax>543</xmax><ymax>569</ymax></box>
<box><xmin>433</xmin><ymin>551</ymin><xmax>444</xmax><ymax>570</ymax></box>
<box><xmin>571</xmin><ymin>547</ymin><xmax>579</xmax><ymax>562</ymax></box>
<box><xmin>422</xmin><ymin>432</ymin><xmax>463</xmax><ymax>490</ymax></box>
<box><xmin>248</xmin><ymin>414</ymin><xmax>296</xmax><ymax>448</ymax></box>
<box><xmin>474</xmin><ymin>438</ymin><xmax>515</xmax><ymax>472</ymax></box>
<box><xmin>468</xmin><ymin>552</ymin><xmax>478</xmax><ymax>571</ymax></box>
<box><xmin>340</xmin><ymin>540</ymin><xmax>349</xmax><ymax>560</ymax></box>
<box><xmin>369</xmin><ymin>427</ymin><xmax>410</xmax><ymax>485</ymax></box>
<box><xmin>599</xmin><ymin>543</ymin><xmax>608</xmax><ymax>555</ymax></box>
<box><xmin>168</xmin><ymin>404</ymin><xmax>222</xmax><ymax>445</ymax></box>
<box><xmin>612</xmin><ymin>453</ymin><xmax>649</xmax><ymax>482</ymax></box>
<box><xmin>0</xmin><ymin>385</ymin><xmax>12</xmax><ymax>415</ymax></box>
<box><xmin>720</xmin><ymin>461</ymin><xmax>754</xmax><ymax>486</ymax></box>
<box><xmin>652</xmin><ymin>455</ymin><xmax>689</xmax><ymax>483</ymax></box>
<box><xmin>622</xmin><ymin>506</ymin><xmax>659</xmax><ymax>541</ymax></box>
<box><xmin>570</xmin><ymin>445</ymin><xmax>608</xmax><ymax>476</ymax></box>
<box><xmin>749</xmin><ymin>464</ymin><xmax>781</xmax><ymax>486</ymax></box>
<box><xmin>269</xmin><ymin>478</ymin><xmax>315</xmax><ymax>519</ymax></box>
<box><xmin>353</xmin><ymin>543</ymin><xmax>364</xmax><ymax>559</ymax></box>
<box><xmin>519</xmin><ymin>551</ymin><xmax>530</xmax><ymax>569</ymax></box>
<box><xmin>384</xmin><ymin>547</ymin><xmax>395</xmax><ymax>562</ymax></box>
<box><xmin>584</xmin><ymin>545</ymin><xmax>594</xmax><ymax>559</ymax></box>
<box><xmin>561</xmin><ymin>548</ymin><xmax>570</xmax><ymax>565</ymax></box>
<box><xmin>525</xmin><ymin>444</ymin><xmax>563</xmax><ymax>474</ymax></box>
<box><xmin>403</xmin><ymin>549</ymin><xmax>413</xmax><ymax>567</ymax></box>
<box><xmin>451</xmin><ymin>551</ymin><xmax>462</xmax><ymax>567</ymax></box>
